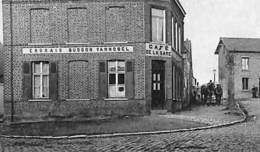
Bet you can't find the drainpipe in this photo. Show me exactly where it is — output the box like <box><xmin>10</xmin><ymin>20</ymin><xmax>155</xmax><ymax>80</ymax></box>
<box><xmin>10</xmin><ymin>0</ymin><xmax>14</xmax><ymax>122</ymax></box>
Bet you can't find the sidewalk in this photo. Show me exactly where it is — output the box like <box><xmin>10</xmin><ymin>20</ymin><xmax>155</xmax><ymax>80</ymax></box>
<box><xmin>165</xmin><ymin>104</ymin><xmax>243</xmax><ymax>125</ymax></box>
<box><xmin>0</xmin><ymin>104</ymin><xmax>244</xmax><ymax>137</ymax></box>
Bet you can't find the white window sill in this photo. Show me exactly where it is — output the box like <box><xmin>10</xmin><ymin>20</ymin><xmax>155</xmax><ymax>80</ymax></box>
<box><xmin>149</xmin><ymin>41</ymin><xmax>167</xmax><ymax>45</ymax></box>
<box><xmin>66</xmin><ymin>99</ymin><xmax>91</xmax><ymax>101</ymax></box>
<box><xmin>104</xmin><ymin>41</ymin><xmax>128</xmax><ymax>44</ymax></box>
<box><xmin>28</xmin><ymin>43</ymin><xmax>52</xmax><ymax>46</ymax></box>
<box><xmin>28</xmin><ymin>99</ymin><xmax>52</xmax><ymax>102</ymax></box>
<box><xmin>242</xmin><ymin>90</ymin><xmax>250</xmax><ymax>92</ymax></box>
<box><xmin>104</xmin><ymin>98</ymin><xmax>128</xmax><ymax>101</ymax></box>
<box><xmin>65</xmin><ymin>42</ymin><xmax>90</xmax><ymax>45</ymax></box>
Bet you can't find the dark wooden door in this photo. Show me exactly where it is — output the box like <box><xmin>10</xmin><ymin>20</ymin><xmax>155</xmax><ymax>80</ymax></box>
<box><xmin>152</xmin><ymin>61</ymin><xmax>165</xmax><ymax>109</ymax></box>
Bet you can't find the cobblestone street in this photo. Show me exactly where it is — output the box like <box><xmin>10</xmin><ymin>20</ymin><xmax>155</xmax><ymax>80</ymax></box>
<box><xmin>1</xmin><ymin>99</ymin><xmax>260</xmax><ymax>152</ymax></box>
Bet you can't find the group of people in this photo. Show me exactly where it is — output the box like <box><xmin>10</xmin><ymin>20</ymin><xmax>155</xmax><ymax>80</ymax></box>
<box><xmin>200</xmin><ymin>80</ymin><xmax>223</xmax><ymax>106</ymax></box>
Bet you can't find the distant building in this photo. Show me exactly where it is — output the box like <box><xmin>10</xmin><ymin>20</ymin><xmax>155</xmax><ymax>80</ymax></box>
<box><xmin>3</xmin><ymin>0</ymin><xmax>186</xmax><ymax>121</ymax></box>
<box><xmin>215</xmin><ymin>37</ymin><xmax>260</xmax><ymax>99</ymax></box>
<box><xmin>183</xmin><ymin>39</ymin><xmax>193</xmax><ymax>106</ymax></box>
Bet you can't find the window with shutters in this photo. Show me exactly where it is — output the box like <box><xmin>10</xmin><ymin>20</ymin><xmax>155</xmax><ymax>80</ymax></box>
<box><xmin>32</xmin><ymin>61</ymin><xmax>49</xmax><ymax>98</ymax></box>
<box><xmin>108</xmin><ymin>61</ymin><xmax>125</xmax><ymax>97</ymax></box>
<box><xmin>151</xmin><ymin>8</ymin><xmax>166</xmax><ymax>43</ymax></box>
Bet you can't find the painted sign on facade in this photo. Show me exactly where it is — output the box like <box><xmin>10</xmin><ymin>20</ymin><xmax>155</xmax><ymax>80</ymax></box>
<box><xmin>22</xmin><ymin>46</ymin><xmax>134</xmax><ymax>54</ymax></box>
<box><xmin>146</xmin><ymin>43</ymin><xmax>172</xmax><ymax>57</ymax></box>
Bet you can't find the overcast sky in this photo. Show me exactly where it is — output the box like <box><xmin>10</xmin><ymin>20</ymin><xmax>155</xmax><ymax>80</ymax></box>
<box><xmin>180</xmin><ymin>0</ymin><xmax>260</xmax><ymax>84</ymax></box>
<box><xmin>0</xmin><ymin>0</ymin><xmax>260</xmax><ymax>84</ymax></box>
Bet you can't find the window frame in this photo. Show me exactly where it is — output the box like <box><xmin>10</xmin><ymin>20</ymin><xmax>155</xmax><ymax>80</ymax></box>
<box><xmin>171</xmin><ymin>17</ymin><xmax>175</xmax><ymax>49</ymax></box>
<box><xmin>242</xmin><ymin>77</ymin><xmax>249</xmax><ymax>91</ymax></box>
<box><xmin>108</xmin><ymin>60</ymin><xmax>126</xmax><ymax>98</ymax></box>
<box><xmin>32</xmin><ymin>61</ymin><xmax>49</xmax><ymax>99</ymax></box>
<box><xmin>241</xmin><ymin>56</ymin><xmax>249</xmax><ymax>71</ymax></box>
<box><xmin>151</xmin><ymin>7</ymin><xmax>166</xmax><ymax>43</ymax></box>
<box><xmin>175</xmin><ymin>21</ymin><xmax>178</xmax><ymax>52</ymax></box>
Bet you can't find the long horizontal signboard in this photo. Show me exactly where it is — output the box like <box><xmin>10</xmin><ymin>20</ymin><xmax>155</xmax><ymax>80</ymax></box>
<box><xmin>23</xmin><ymin>46</ymin><xmax>133</xmax><ymax>54</ymax></box>
<box><xmin>146</xmin><ymin>43</ymin><xmax>172</xmax><ymax>57</ymax></box>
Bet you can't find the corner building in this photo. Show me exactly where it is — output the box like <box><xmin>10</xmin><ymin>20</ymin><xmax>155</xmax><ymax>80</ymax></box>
<box><xmin>3</xmin><ymin>0</ymin><xmax>186</xmax><ymax>121</ymax></box>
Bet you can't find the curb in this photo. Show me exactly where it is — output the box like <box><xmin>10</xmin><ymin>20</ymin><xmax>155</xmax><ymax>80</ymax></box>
<box><xmin>0</xmin><ymin>103</ymin><xmax>249</xmax><ymax>140</ymax></box>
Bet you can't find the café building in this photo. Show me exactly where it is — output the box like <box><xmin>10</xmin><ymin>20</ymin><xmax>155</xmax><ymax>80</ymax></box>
<box><xmin>3</xmin><ymin>0</ymin><xmax>185</xmax><ymax>121</ymax></box>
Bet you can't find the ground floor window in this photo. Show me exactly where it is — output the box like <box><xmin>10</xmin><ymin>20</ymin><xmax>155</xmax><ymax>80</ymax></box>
<box><xmin>242</xmin><ymin>77</ymin><xmax>249</xmax><ymax>90</ymax></box>
<box><xmin>32</xmin><ymin>61</ymin><xmax>49</xmax><ymax>98</ymax></box>
<box><xmin>108</xmin><ymin>61</ymin><xmax>125</xmax><ymax>97</ymax></box>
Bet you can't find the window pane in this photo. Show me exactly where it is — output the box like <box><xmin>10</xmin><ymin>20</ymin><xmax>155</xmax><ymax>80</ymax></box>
<box><xmin>158</xmin><ymin>18</ymin><xmax>164</xmax><ymax>42</ymax></box>
<box><xmin>152</xmin><ymin>8</ymin><xmax>164</xmax><ymax>17</ymax></box>
<box><xmin>117</xmin><ymin>62</ymin><xmax>125</xmax><ymax>72</ymax></box>
<box><xmin>42</xmin><ymin>75</ymin><xmax>49</xmax><ymax>98</ymax></box>
<box><xmin>109</xmin><ymin>85</ymin><xmax>117</xmax><ymax>97</ymax></box>
<box><xmin>118</xmin><ymin>74</ymin><xmax>125</xmax><ymax>84</ymax></box>
<box><xmin>157</xmin><ymin>83</ymin><xmax>160</xmax><ymax>90</ymax></box>
<box><xmin>42</xmin><ymin>63</ymin><xmax>49</xmax><ymax>74</ymax></box>
<box><xmin>153</xmin><ymin>83</ymin><xmax>157</xmax><ymax>91</ymax></box>
<box><xmin>109</xmin><ymin>74</ymin><xmax>116</xmax><ymax>84</ymax></box>
<box><xmin>117</xmin><ymin>86</ymin><xmax>125</xmax><ymax>97</ymax></box>
<box><xmin>152</xmin><ymin>17</ymin><xmax>158</xmax><ymax>42</ymax></box>
<box><xmin>33</xmin><ymin>75</ymin><xmax>41</xmax><ymax>98</ymax></box>
<box><xmin>34</xmin><ymin>63</ymin><xmax>41</xmax><ymax>73</ymax></box>
<box><xmin>108</xmin><ymin>61</ymin><xmax>116</xmax><ymax>73</ymax></box>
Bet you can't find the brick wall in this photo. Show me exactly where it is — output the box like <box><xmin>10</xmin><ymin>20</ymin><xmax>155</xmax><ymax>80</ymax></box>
<box><xmin>3</xmin><ymin>0</ymin><xmax>186</xmax><ymax>120</ymax></box>
<box><xmin>233</xmin><ymin>52</ymin><xmax>260</xmax><ymax>99</ymax></box>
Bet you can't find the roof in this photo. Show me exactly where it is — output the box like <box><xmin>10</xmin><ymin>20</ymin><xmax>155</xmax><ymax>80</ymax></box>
<box><xmin>215</xmin><ymin>37</ymin><xmax>260</xmax><ymax>54</ymax></box>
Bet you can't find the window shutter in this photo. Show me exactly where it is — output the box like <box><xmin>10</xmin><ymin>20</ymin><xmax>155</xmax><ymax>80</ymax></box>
<box><xmin>22</xmin><ymin>62</ymin><xmax>32</xmax><ymax>100</ymax></box>
<box><xmin>126</xmin><ymin>60</ymin><xmax>135</xmax><ymax>99</ymax></box>
<box><xmin>99</xmin><ymin>61</ymin><xmax>108</xmax><ymax>98</ymax></box>
<box><xmin>49</xmin><ymin>62</ymin><xmax>58</xmax><ymax>101</ymax></box>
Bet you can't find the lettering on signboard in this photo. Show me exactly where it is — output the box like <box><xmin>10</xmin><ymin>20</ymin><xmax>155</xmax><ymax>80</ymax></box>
<box><xmin>145</xmin><ymin>43</ymin><xmax>172</xmax><ymax>57</ymax></box>
<box><xmin>22</xmin><ymin>46</ymin><xmax>134</xmax><ymax>54</ymax></box>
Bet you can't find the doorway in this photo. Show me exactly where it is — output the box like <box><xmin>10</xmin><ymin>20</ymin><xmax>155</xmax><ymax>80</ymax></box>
<box><xmin>151</xmin><ymin>60</ymin><xmax>165</xmax><ymax>109</ymax></box>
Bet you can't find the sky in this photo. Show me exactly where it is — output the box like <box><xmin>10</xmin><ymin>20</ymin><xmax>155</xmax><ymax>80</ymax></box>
<box><xmin>179</xmin><ymin>0</ymin><xmax>260</xmax><ymax>84</ymax></box>
<box><xmin>0</xmin><ymin>1</ymin><xmax>260</xmax><ymax>84</ymax></box>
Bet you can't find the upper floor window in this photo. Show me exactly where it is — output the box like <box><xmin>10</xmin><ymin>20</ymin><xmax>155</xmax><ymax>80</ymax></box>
<box><xmin>30</xmin><ymin>8</ymin><xmax>50</xmax><ymax>43</ymax></box>
<box><xmin>67</xmin><ymin>8</ymin><xmax>88</xmax><ymax>43</ymax></box>
<box><xmin>178</xmin><ymin>25</ymin><xmax>182</xmax><ymax>53</ymax></box>
<box><xmin>106</xmin><ymin>6</ymin><xmax>126</xmax><ymax>42</ymax></box>
<box><xmin>171</xmin><ymin>17</ymin><xmax>175</xmax><ymax>49</ymax></box>
<box><xmin>242</xmin><ymin>57</ymin><xmax>249</xmax><ymax>70</ymax></box>
<box><xmin>175</xmin><ymin>22</ymin><xmax>178</xmax><ymax>51</ymax></box>
<box><xmin>151</xmin><ymin>8</ymin><xmax>166</xmax><ymax>43</ymax></box>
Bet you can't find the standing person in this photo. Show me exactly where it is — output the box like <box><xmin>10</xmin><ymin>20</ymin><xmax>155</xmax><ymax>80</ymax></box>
<box><xmin>215</xmin><ymin>84</ymin><xmax>223</xmax><ymax>105</ymax></box>
<box><xmin>252</xmin><ymin>86</ymin><xmax>258</xmax><ymax>98</ymax></box>
<box><xmin>207</xmin><ymin>80</ymin><xmax>215</xmax><ymax>106</ymax></box>
<box><xmin>201</xmin><ymin>85</ymin><xmax>208</xmax><ymax>105</ymax></box>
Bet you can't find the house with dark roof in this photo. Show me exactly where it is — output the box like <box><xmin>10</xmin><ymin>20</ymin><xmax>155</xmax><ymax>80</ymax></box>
<box><xmin>215</xmin><ymin>37</ymin><xmax>260</xmax><ymax>99</ymax></box>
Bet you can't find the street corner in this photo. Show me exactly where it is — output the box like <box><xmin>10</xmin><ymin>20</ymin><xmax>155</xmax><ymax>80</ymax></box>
<box><xmin>161</xmin><ymin>103</ymin><xmax>246</xmax><ymax>126</ymax></box>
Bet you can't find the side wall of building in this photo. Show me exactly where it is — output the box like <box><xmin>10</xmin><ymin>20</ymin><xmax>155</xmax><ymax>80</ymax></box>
<box><xmin>233</xmin><ymin>52</ymin><xmax>260</xmax><ymax>99</ymax></box>
<box><xmin>218</xmin><ymin>45</ymin><xmax>228</xmax><ymax>99</ymax></box>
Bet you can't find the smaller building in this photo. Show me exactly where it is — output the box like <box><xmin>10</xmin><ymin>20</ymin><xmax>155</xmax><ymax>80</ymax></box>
<box><xmin>215</xmin><ymin>37</ymin><xmax>260</xmax><ymax>99</ymax></box>
<box><xmin>183</xmin><ymin>39</ymin><xmax>193</xmax><ymax>107</ymax></box>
